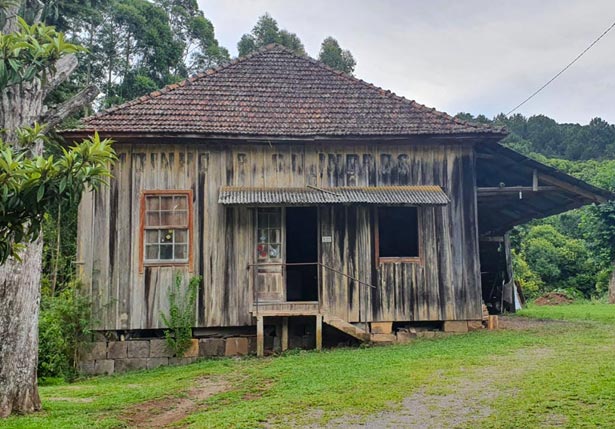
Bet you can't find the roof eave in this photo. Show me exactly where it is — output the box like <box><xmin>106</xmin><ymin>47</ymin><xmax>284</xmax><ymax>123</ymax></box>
<box><xmin>59</xmin><ymin>129</ymin><xmax>508</xmax><ymax>144</ymax></box>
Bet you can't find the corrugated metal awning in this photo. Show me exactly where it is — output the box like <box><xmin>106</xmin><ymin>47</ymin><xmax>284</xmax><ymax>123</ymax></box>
<box><xmin>218</xmin><ymin>186</ymin><xmax>449</xmax><ymax>206</ymax></box>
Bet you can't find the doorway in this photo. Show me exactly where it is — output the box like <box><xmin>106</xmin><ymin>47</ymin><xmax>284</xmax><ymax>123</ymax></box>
<box><xmin>285</xmin><ymin>207</ymin><xmax>318</xmax><ymax>301</ymax></box>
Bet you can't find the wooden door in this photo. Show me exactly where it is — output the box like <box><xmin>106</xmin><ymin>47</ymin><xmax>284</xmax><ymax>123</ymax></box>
<box><xmin>255</xmin><ymin>208</ymin><xmax>285</xmax><ymax>302</ymax></box>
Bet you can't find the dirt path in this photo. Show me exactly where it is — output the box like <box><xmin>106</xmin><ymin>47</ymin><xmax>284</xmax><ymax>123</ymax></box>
<box><xmin>121</xmin><ymin>377</ymin><xmax>230</xmax><ymax>428</ymax></box>
<box><xmin>305</xmin><ymin>317</ymin><xmax>562</xmax><ymax>429</ymax></box>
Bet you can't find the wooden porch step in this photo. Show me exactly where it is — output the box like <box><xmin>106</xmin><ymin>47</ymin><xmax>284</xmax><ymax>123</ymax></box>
<box><xmin>323</xmin><ymin>315</ymin><xmax>371</xmax><ymax>342</ymax></box>
<box><xmin>251</xmin><ymin>301</ymin><xmax>320</xmax><ymax>317</ymax></box>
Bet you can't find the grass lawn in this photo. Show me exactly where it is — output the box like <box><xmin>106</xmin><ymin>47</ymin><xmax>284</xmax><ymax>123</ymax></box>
<box><xmin>3</xmin><ymin>303</ymin><xmax>615</xmax><ymax>428</ymax></box>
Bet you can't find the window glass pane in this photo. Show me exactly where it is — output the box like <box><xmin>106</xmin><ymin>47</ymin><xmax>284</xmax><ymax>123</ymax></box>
<box><xmin>145</xmin><ymin>245</ymin><xmax>159</xmax><ymax>260</ymax></box>
<box><xmin>146</xmin><ymin>196</ymin><xmax>160</xmax><ymax>210</ymax></box>
<box><xmin>143</xmin><ymin>193</ymin><xmax>191</xmax><ymax>264</ymax></box>
<box><xmin>146</xmin><ymin>212</ymin><xmax>160</xmax><ymax>227</ymax></box>
<box><xmin>257</xmin><ymin>244</ymin><xmax>268</xmax><ymax>260</ymax></box>
<box><xmin>258</xmin><ymin>214</ymin><xmax>268</xmax><ymax>228</ymax></box>
<box><xmin>174</xmin><ymin>196</ymin><xmax>187</xmax><ymax>209</ymax></box>
<box><xmin>269</xmin><ymin>211</ymin><xmax>281</xmax><ymax>228</ymax></box>
<box><xmin>268</xmin><ymin>244</ymin><xmax>281</xmax><ymax>259</ymax></box>
<box><xmin>145</xmin><ymin>230</ymin><xmax>159</xmax><ymax>244</ymax></box>
<box><xmin>159</xmin><ymin>244</ymin><xmax>173</xmax><ymax>260</ymax></box>
<box><xmin>175</xmin><ymin>229</ymin><xmax>187</xmax><ymax>244</ymax></box>
<box><xmin>160</xmin><ymin>196</ymin><xmax>174</xmax><ymax>210</ymax></box>
<box><xmin>159</xmin><ymin>211</ymin><xmax>173</xmax><ymax>226</ymax></box>
<box><xmin>269</xmin><ymin>229</ymin><xmax>280</xmax><ymax>244</ymax></box>
<box><xmin>257</xmin><ymin>229</ymin><xmax>267</xmax><ymax>243</ymax></box>
<box><xmin>175</xmin><ymin>244</ymin><xmax>187</xmax><ymax>260</ymax></box>
<box><xmin>160</xmin><ymin>229</ymin><xmax>174</xmax><ymax>243</ymax></box>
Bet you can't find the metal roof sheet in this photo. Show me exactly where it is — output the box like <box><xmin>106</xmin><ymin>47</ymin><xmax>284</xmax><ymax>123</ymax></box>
<box><xmin>218</xmin><ymin>186</ymin><xmax>449</xmax><ymax>206</ymax></box>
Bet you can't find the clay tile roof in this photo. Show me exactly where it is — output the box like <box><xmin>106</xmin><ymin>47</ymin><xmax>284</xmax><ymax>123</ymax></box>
<box><xmin>74</xmin><ymin>44</ymin><xmax>506</xmax><ymax>138</ymax></box>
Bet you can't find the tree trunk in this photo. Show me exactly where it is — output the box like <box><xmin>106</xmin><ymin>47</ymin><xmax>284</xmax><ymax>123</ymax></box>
<box><xmin>0</xmin><ymin>240</ymin><xmax>43</xmax><ymax>417</ymax></box>
<box><xmin>0</xmin><ymin>4</ymin><xmax>97</xmax><ymax>416</ymax></box>
<box><xmin>0</xmin><ymin>62</ymin><xmax>46</xmax><ymax>421</ymax></box>
<box><xmin>609</xmin><ymin>262</ymin><xmax>615</xmax><ymax>304</ymax></box>
<box><xmin>0</xmin><ymin>4</ymin><xmax>45</xmax><ymax>417</ymax></box>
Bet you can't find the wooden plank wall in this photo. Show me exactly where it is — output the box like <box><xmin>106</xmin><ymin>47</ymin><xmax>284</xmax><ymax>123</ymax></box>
<box><xmin>77</xmin><ymin>141</ymin><xmax>482</xmax><ymax>330</ymax></box>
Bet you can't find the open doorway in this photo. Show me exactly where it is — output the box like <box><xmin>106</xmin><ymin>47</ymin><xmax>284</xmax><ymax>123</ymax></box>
<box><xmin>285</xmin><ymin>207</ymin><xmax>318</xmax><ymax>301</ymax></box>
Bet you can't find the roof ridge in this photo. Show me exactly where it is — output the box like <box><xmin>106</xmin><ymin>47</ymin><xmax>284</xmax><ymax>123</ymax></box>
<box><xmin>82</xmin><ymin>44</ymin><xmax>292</xmax><ymax>124</ymax></box>
<box><xmin>77</xmin><ymin>43</ymin><xmax>508</xmax><ymax>137</ymax></box>
<box><xmin>279</xmin><ymin>48</ymin><xmax>505</xmax><ymax>133</ymax></box>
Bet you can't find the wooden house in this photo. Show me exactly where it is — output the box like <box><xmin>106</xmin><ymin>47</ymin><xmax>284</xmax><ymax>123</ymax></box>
<box><xmin>63</xmin><ymin>44</ymin><xmax>610</xmax><ymax>356</ymax></box>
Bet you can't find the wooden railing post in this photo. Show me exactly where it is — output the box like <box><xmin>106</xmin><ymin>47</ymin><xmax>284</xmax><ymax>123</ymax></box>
<box><xmin>257</xmin><ymin>315</ymin><xmax>264</xmax><ymax>357</ymax></box>
<box><xmin>281</xmin><ymin>317</ymin><xmax>289</xmax><ymax>352</ymax></box>
<box><xmin>315</xmin><ymin>314</ymin><xmax>323</xmax><ymax>351</ymax></box>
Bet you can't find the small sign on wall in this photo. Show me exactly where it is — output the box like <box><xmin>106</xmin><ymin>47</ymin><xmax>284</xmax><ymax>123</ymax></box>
<box><xmin>321</xmin><ymin>236</ymin><xmax>333</xmax><ymax>243</ymax></box>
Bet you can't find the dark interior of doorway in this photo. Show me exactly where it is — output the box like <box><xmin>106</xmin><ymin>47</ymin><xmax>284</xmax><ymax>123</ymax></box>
<box><xmin>286</xmin><ymin>207</ymin><xmax>318</xmax><ymax>301</ymax></box>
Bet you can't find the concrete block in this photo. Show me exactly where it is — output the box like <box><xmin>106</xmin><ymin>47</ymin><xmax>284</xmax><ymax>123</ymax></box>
<box><xmin>115</xmin><ymin>358</ymin><xmax>148</xmax><ymax>373</ymax></box>
<box><xmin>225</xmin><ymin>337</ymin><xmax>249</xmax><ymax>356</ymax></box>
<box><xmin>78</xmin><ymin>360</ymin><xmax>96</xmax><ymax>375</ymax></box>
<box><xmin>127</xmin><ymin>341</ymin><xmax>150</xmax><ymax>358</ymax></box>
<box><xmin>417</xmin><ymin>331</ymin><xmax>437</xmax><ymax>338</ymax></box>
<box><xmin>183</xmin><ymin>339</ymin><xmax>199</xmax><ymax>358</ymax></box>
<box><xmin>94</xmin><ymin>359</ymin><xmax>114</xmax><ymax>375</ymax></box>
<box><xmin>169</xmin><ymin>357</ymin><xmax>193</xmax><ymax>366</ymax></box>
<box><xmin>396</xmin><ymin>330</ymin><xmax>416</xmax><ymax>343</ymax></box>
<box><xmin>81</xmin><ymin>342</ymin><xmax>107</xmax><ymax>361</ymax></box>
<box><xmin>467</xmin><ymin>320</ymin><xmax>484</xmax><ymax>331</ymax></box>
<box><xmin>443</xmin><ymin>321</ymin><xmax>469</xmax><ymax>333</ymax></box>
<box><xmin>107</xmin><ymin>341</ymin><xmax>128</xmax><ymax>359</ymax></box>
<box><xmin>146</xmin><ymin>357</ymin><xmax>169</xmax><ymax>369</ymax></box>
<box><xmin>371</xmin><ymin>322</ymin><xmax>393</xmax><ymax>334</ymax></box>
<box><xmin>149</xmin><ymin>339</ymin><xmax>173</xmax><ymax>358</ymax></box>
<box><xmin>370</xmin><ymin>333</ymin><xmax>396</xmax><ymax>344</ymax></box>
<box><xmin>199</xmin><ymin>338</ymin><xmax>225</xmax><ymax>357</ymax></box>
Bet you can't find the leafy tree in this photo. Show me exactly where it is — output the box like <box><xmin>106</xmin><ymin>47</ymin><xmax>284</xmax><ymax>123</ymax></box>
<box><xmin>0</xmin><ymin>3</ymin><xmax>115</xmax><ymax>417</ymax></box>
<box><xmin>237</xmin><ymin>13</ymin><xmax>305</xmax><ymax>56</ymax></box>
<box><xmin>155</xmin><ymin>0</ymin><xmax>229</xmax><ymax>72</ymax></box>
<box><xmin>318</xmin><ymin>36</ymin><xmax>356</xmax><ymax>74</ymax></box>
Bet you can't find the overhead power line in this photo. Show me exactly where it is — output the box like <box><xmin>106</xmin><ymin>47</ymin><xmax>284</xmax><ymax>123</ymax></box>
<box><xmin>506</xmin><ymin>19</ymin><xmax>615</xmax><ymax>116</ymax></box>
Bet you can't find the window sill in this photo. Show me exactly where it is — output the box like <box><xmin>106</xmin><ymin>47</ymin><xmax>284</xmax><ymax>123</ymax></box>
<box><xmin>143</xmin><ymin>261</ymin><xmax>190</xmax><ymax>268</ymax></box>
<box><xmin>379</xmin><ymin>257</ymin><xmax>422</xmax><ymax>264</ymax></box>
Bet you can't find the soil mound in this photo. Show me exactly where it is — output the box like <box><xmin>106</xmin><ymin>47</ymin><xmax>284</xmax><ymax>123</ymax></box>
<box><xmin>534</xmin><ymin>292</ymin><xmax>573</xmax><ymax>306</ymax></box>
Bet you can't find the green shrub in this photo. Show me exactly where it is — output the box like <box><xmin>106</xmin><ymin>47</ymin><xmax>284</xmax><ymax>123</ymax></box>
<box><xmin>38</xmin><ymin>281</ymin><xmax>92</xmax><ymax>381</ymax></box>
<box><xmin>160</xmin><ymin>272</ymin><xmax>201</xmax><ymax>357</ymax></box>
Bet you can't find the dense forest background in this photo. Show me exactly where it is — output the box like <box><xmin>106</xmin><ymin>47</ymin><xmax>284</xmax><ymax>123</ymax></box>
<box><xmin>35</xmin><ymin>0</ymin><xmax>615</xmax><ymax>380</ymax></box>
<box><xmin>456</xmin><ymin>112</ymin><xmax>615</xmax><ymax>299</ymax></box>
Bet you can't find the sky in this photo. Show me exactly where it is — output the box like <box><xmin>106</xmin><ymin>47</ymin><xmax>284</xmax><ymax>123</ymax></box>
<box><xmin>198</xmin><ymin>1</ymin><xmax>615</xmax><ymax>125</ymax></box>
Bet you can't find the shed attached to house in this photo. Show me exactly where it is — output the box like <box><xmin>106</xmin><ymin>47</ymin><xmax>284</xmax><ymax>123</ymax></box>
<box><xmin>63</xmin><ymin>44</ymin><xmax>610</xmax><ymax>355</ymax></box>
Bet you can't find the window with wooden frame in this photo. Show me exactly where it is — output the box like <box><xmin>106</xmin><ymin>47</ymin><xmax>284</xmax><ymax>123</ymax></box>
<box><xmin>256</xmin><ymin>208</ymin><xmax>283</xmax><ymax>262</ymax></box>
<box><xmin>140</xmin><ymin>190</ymin><xmax>193</xmax><ymax>271</ymax></box>
<box><xmin>376</xmin><ymin>206</ymin><xmax>421</xmax><ymax>263</ymax></box>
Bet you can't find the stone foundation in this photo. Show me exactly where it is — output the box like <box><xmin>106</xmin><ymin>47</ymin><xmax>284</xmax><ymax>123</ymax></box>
<box><xmin>79</xmin><ymin>336</ymin><xmax>255</xmax><ymax>375</ymax></box>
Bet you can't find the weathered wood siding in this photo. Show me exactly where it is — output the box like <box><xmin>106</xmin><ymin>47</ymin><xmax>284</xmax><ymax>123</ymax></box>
<box><xmin>77</xmin><ymin>141</ymin><xmax>481</xmax><ymax>330</ymax></box>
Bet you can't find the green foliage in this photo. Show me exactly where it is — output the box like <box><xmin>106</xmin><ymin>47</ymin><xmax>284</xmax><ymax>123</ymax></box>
<box><xmin>38</xmin><ymin>281</ymin><xmax>92</xmax><ymax>381</ymax></box>
<box><xmin>318</xmin><ymin>36</ymin><xmax>356</xmax><ymax>75</ymax></box>
<box><xmin>160</xmin><ymin>272</ymin><xmax>200</xmax><ymax>357</ymax></box>
<box><xmin>0</xmin><ymin>17</ymin><xmax>84</xmax><ymax>90</ymax></box>
<box><xmin>0</xmin><ymin>127</ymin><xmax>115</xmax><ymax>262</ymax></box>
<box><xmin>5</xmin><ymin>303</ymin><xmax>615</xmax><ymax>429</ymax></box>
<box><xmin>459</xmin><ymin>111</ymin><xmax>615</xmax><ymax>299</ymax></box>
<box><xmin>237</xmin><ymin>13</ymin><xmax>305</xmax><ymax>56</ymax></box>
<box><xmin>513</xmin><ymin>224</ymin><xmax>598</xmax><ymax>297</ymax></box>
<box><xmin>39</xmin><ymin>0</ymin><xmax>228</xmax><ymax>109</ymax></box>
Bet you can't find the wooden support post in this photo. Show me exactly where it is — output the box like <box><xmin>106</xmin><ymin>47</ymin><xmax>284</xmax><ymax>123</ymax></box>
<box><xmin>315</xmin><ymin>314</ymin><xmax>323</xmax><ymax>351</ymax></box>
<box><xmin>281</xmin><ymin>317</ymin><xmax>289</xmax><ymax>352</ymax></box>
<box><xmin>257</xmin><ymin>316</ymin><xmax>264</xmax><ymax>357</ymax></box>
<box><xmin>487</xmin><ymin>315</ymin><xmax>499</xmax><ymax>330</ymax></box>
